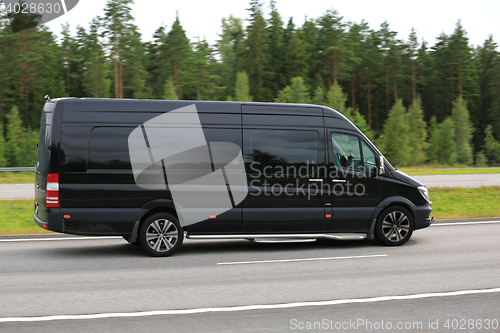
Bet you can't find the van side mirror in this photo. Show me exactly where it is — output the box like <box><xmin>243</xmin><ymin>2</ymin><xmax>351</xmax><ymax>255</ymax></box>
<box><xmin>379</xmin><ymin>156</ymin><xmax>385</xmax><ymax>175</ymax></box>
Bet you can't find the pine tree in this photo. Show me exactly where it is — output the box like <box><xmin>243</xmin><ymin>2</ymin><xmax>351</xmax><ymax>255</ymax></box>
<box><xmin>81</xmin><ymin>19</ymin><xmax>111</xmax><ymax>98</ymax></box>
<box><xmin>287</xmin><ymin>77</ymin><xmax>310</xmax><ymax>104</ymax></box>
<box><xmin>6</xmin><ymin>106</ymin><xmax>24</xmax><ymax>166</ymax></box>
<box><xmin>0</xmin><ymin>130</ymin><xmax>7</xmax><ymax>167</ymax></box>
<box><xmin>360</xmin><ymin>27</ymin><xmax>384</xmax><ymax>129</ymax></box>
<box><xmin>476</xmin><ymin>36</ymin><xmax>498</xmax><ymax>127</ymax></box>
<box><xmin>61</xmin><ymin>23</ymin><xmax>82</xmax><ymax>96</ymax></box>
<box><xmin>344</xmin><ymin>22</ymin><xmax>364</xmax><ymax>112</ymax></box>
<box><xmin>164</xmin><ymin>14</ymin><xmax>193</xmax><ymax>99</ymax></box>
<box><xmin>483</xmin><ymin>124</ymin><xmax>497</xmax><ymax>163</ymax></box>
<box><xmin>448</xmin><ymin>21</ymin><xmax>480</xmax><ymax>148</ymax></box>
<box><xmin>164</xmin><ymin>77</ymin><xmax>178</xmax><ymax>100</ymax></box>
<box><xmin>381</xmin><ymin>100</ymin><xmax>410</xmax><ymax>166</ymax></box>
<box><xmin>452</xmin><ymin>97</ymin><xmax>474</xmax><ymax>164</ymax></box>
<box><xmin>427</xmin><ymin>116</ymin><xmax>439</xmax><ymax>163</ymax></box>
<box><xmin>1</xmin><ymin>12</ymin><xmax>63</xmax><ymax>127</ymax></box>
<box><xmin>311</xmin><ymin>86</ymin><xmax>325</xmax><ymax>105</ymax></box>
<box><xmin>19</xmin><ymin>128</ymin><xmax>38</xmax><ymax>167</ymax></box>
<box><xmin>352</xmin><ymin>110</ymin><xmax>373</xmax><ymax>140</ymax></box>
<box><xmin>193</xmin><ymin>38</ymin><xmax>220</xmax><ymax>100</ymax></box>
<box><xmin>318</xmin><ymin>9</ymin><xmax>345</xmax><ymax>88</ymax></box>
<box><xmin>479</xmin><ymin>36</ymin><xmax>500</xmax><ymax>137</ymax></box>
<box><xmin>283</xmin><ymin>18</ymin><xmax>307</xmax><ymax>84</ymax></box>
<box><xmin>245</xmin><ymin>0</ymin><xmax>270</xmax><ymax>101</ymax></box>
<box><xmin>275</xmin><ymin>86</ymin><xmax>291</xmax><ymax>103</ymax></box>
<box><xmin>298</xmin><ymin>18</ymin><xmax>320</xmax><ymax>89</ymax></box>
<box><xmin>406</xmin><ymin>98</ymin><xmax>428</xmax><ymax>165</ymax></box>
<box><xmin>102</xmin><ymin>0</ymin><xmax>134</xmax><ymax>98</ymax></box>
<box><xmin>408</xmin><ymin>28</ymin><xmax>419</xmax><ymax>101</ymax></box>
<box><xmin>325</xmin><ymin>84</ymin><xmax>372</xmax><ymax>138</ymax></box>
<box><xmin>491</xmin><ymin>61</ymin><xmax>500</xmax><ymax>139</ymax></box>
<box><xmin>326</xmin><ymin>84</ymin><xmax>348</xmax><ymax>116</ymax></box>
<box><xmin>266</xmin><ymin>0</ymin><xmax>284</xmax><ymax>97</ymax></box>
<box><xmin>144</xmin><ymin>25</ymin><xmax>166</xmax><ymax>99</ymax></box>
<box><xmin>215</xmin><ymin>15</ymin><xmax>245</xmax><ymax>99</ymax></box>
<box><xmin>121</xmin><ymin>25</ymin><xmax>148</xmax><ymax>99</ymax></box>
<box><xmin>436</xmin><ymin>117</ymin><xmax>457</xmax><ymax>165</ymax></box>
<box><xmin>377</xmin><ymin>22</ymin><xmax>400</xmax><ymax>114</ymax></box>
<box><xmin>234</xmin><ymin>71</ymin><xmax>252</xmax><ymax>101</ymax></box>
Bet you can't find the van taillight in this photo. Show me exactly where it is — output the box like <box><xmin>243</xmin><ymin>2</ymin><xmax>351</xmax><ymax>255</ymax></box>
<box><xmin>46</xmin><ymin>173</ymin><xmax>59</xmax><ymax>208</ymax></box>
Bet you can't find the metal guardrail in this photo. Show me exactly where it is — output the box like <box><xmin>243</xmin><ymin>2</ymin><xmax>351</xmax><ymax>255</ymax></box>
<box><xmin>0</xmin><ymin>167</ymin><xmax>35</xmax><ymax>172</ymax></box>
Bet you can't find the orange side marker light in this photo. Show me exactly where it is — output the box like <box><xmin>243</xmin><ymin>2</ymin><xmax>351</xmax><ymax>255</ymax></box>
<box><xmin>63</xmin><ymin>215</ymin><xmax>70</xmax><ymax>219</ymax></box>
<box><xmin>210</xmin><ymin>215</ymin><xmax>217</xmax><ymax>219</ymax></box>
<box><xmin>326</xmin><ymin>214</ymin><xmax>332</xmax><ymax>218</ymax></box>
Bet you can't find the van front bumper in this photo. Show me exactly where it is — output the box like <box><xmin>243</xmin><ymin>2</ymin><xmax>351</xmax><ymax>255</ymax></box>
<box><xmin>414</xmin><ymin>202</ymin><xmax>434</xmax><ymax>230</ymax></box>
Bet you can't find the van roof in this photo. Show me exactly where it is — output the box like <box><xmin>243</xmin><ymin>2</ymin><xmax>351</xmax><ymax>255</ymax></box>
<box><xmin>52</xmin><ymin>97</ymin><xmax>345</xmax><ymax>118</ymax></box>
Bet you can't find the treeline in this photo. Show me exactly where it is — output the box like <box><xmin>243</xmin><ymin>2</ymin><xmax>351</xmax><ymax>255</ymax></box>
<box><xmin>1</xmin><ymin>0</ymin><xmax>500</xmax><ymax>167</ymax></box>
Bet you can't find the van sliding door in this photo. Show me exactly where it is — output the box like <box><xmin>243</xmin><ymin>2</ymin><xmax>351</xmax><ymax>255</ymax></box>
<box><xmin>241</xmin><ymin>105</ymin><xmax>327</xmax><ymax>233</ymax></box>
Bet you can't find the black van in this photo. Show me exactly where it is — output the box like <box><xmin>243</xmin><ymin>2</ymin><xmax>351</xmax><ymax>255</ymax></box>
<box><xmin>34</xmin><ymin>98</ymin><xmax>434</xmax><ymax>256</ymax></box>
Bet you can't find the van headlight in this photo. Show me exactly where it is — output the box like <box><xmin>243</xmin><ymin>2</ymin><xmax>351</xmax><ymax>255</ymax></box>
<box><xmin>418</xmin><ymin>186</ymin><xmax>430</xmax><ymax>202</ymax></box>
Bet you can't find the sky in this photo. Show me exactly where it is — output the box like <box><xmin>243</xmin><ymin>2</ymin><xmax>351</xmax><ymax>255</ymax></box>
<box><xmin>42</xmin><ymin>0</ymin><xmax>500</xmax><ymax>48</ymax></box>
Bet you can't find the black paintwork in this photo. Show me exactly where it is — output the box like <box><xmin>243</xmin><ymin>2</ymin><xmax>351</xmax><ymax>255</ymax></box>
<box><xmin>34</xmin><ymin>98</ymin><xmax>432</xmax><ymax>238</ymax></box>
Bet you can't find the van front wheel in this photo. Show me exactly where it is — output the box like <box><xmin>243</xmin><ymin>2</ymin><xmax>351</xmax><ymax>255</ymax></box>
<box><xmin>138</xmin><ymin>213</ymin><xmax>183</xmax><ymax>257</ymax></box>
<box><xmin>375</xmin><ymin>206</ymin><xmax>414</xmax><ymax>246</ymax></box>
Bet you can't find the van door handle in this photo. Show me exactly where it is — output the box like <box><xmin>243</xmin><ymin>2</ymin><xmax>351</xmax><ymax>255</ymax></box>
<box><xmin>332</xmin><ymin>179</ymin><xmax>346</xmax><ymax>183</ymax></box>
<box><xmin>308</xmin><ymin>179</ymin><xmax>323</xmax><ymax>182</ymax></box>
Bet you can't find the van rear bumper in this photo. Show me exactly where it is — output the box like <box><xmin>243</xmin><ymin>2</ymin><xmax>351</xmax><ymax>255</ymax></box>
<box><xmin>34</xmin><ymin>212</ymin><xmax>65</xmax><ymax>232</ymax></box>
<box><xmin>34</xmin><ymin>210</ymin><xmax>137</xmax><ymax>236</ymax></box>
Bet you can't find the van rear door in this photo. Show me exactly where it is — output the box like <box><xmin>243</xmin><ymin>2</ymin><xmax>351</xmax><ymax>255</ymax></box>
<box><xmin>34</xmin><ymin>102</ymin><xmax>55</xmax><ymax>222</ymax></box>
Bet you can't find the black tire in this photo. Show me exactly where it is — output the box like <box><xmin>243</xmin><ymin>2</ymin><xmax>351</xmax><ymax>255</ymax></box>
<box><xmin>374</xmin><ymin>205</ymin><xmax>414</xmax><ymax>246</ymax></box>
<box><xmin>138</xmin><ymin>213</ymin><xmax>184</xmax><ymax>257</ymax></box>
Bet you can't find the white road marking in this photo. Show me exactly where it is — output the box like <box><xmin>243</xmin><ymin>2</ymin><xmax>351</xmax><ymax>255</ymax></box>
<box><xmin>432</xmin><ymin>220</ymin><xmax>500</xmax><ymax>226</ymax></box>
<box><xmin>0</xmin><ymin>236</ymin><xmax>121</xmax><ymax>242</ymax></box>
<box><xmin>1</xmin><ymin>220</ymin><xmax>499</xmax><ymax>242</ymax></box>
<box><xmin>1</xmin><ymin>287</ymin><xmax>499</xmax><ymax>323</ymax></box>
<box><xmin>217</xmin><ymin>254</ymin><xmax>387</xmax><ymax>265</ymax></box>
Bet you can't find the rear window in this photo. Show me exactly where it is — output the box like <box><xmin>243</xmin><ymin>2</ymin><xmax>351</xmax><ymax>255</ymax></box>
<box><xmin>36</xmin><ymin>103</ymin><xmax>54</xmax><ymax>173</ymax></box>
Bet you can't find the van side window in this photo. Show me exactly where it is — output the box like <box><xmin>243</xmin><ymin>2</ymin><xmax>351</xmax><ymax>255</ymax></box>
<box><xmin>244</xmin><ymin>129</ymin><xmax>319</xmax><ymax>176</ymax></box>
<box><xmin>88</xmin><ymin>127</ymin><xmax>132</xmax><ymax>170</ymax></box>
<box><xmin>331</xmin><ymin>133</ymin><xmax>363</xmax><ymax>171</ymax></box>
<box><xmin>331</xmin><ymin>133</ymin><xmax>377</xmax><ymax>174</ymax></box>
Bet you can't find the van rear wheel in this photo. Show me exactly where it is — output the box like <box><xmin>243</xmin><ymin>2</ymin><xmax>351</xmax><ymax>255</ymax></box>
<box><xmin>138</xmin><ymin>213</ymin><xmax>183</xmax><ymax>257</ymax></box>
<box><xmin>374</xmin><ymin>206</ymin><xmax>414</xmax><ymax>246</ymax></box>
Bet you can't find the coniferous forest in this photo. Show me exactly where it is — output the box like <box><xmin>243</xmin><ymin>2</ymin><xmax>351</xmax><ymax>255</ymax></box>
<box><xmin>1</xmin><ymin>0</ymin><xmax>500</xmax><ymax>167</ymax></box>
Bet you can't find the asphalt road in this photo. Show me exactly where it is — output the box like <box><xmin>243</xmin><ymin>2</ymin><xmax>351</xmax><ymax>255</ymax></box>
<box><xmin>413</xmin><ymin>173</ymin><xmax>500</xmax><ymax>188</ymax></box>
<box><xmin>1</xmin><ymin>174</ymin><xmax>500</xmax><ymax>200</ymax></box>
<box><xmin>0</xmin><ymin>219</ymin><xmax>499</xmax><ymax>332</ymax></box>
<box><xmin>0</xmin><ymin>183</ymin><xmax>34</xmax><ymax>200</ymax></box>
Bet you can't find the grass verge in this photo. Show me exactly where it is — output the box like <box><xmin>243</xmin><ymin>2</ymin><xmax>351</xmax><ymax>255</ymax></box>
<box><xmin>1</xmin><ymin>187</ymin><xmax>499</xmax><ymax>235</ymax></box>
<box><xmin>429</xmin><ymin>186</ymin><xmax>500</xmax><ymax>220</ymax></box>
<box><xmin>0</xmin><ymin>200</ymin><xmax>52</xmax><ymax>235</ymax></box>
<box><xmin>0</xmin><ymin>172</ymin><xmax>34</xmax><ymax>184</ymax></box>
